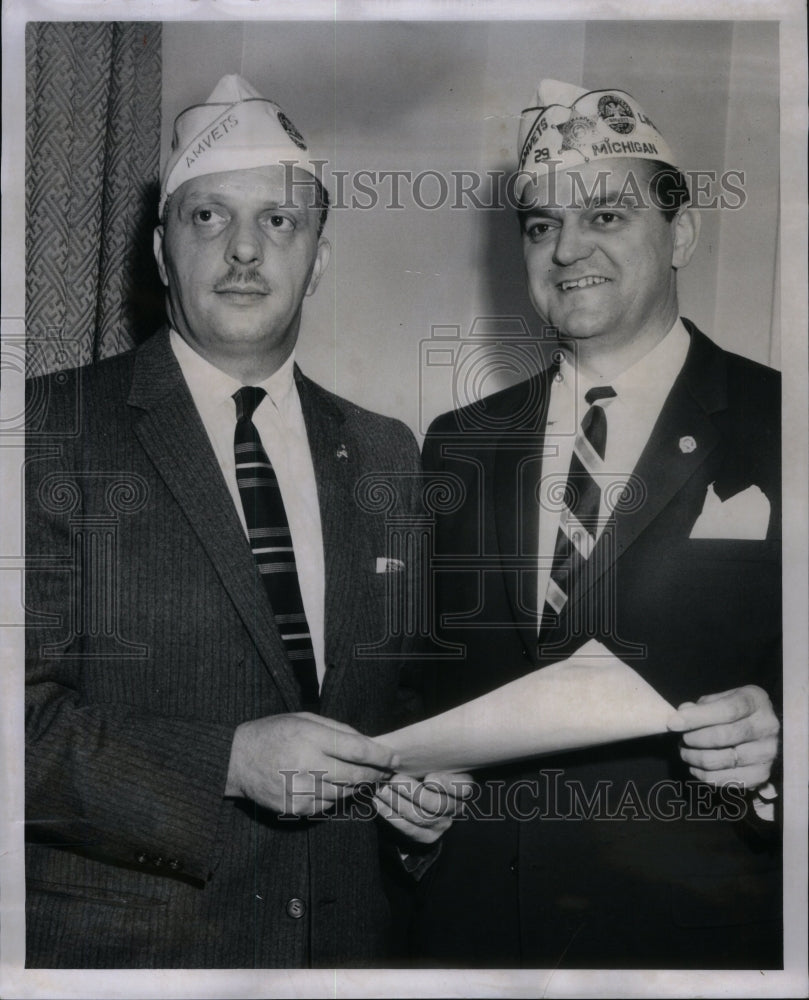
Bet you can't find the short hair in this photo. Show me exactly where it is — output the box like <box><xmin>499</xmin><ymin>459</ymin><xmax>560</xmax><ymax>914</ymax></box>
<box><xmin>516</xmin><ymin>157</ymin><xmax>691</xmax><ymax>231</ymax></box>
<box><xmin>313</xmin><ymin>176</ymin><xmax>330</xmax><ymax>236</ymax></box>
<box><xmin>160</xmin><ymin>173</ymin><xmax>330</xmax><ymax>236</ymax></box>
<box><xmin>644</xmin><ymin>160</ymin><xmax>691</xmax><ymax>222</ymax></box>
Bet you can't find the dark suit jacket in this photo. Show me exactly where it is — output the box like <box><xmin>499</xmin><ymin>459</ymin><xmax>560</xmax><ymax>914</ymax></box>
<box><xmin>25</xmin><ymin>329</ymin><xmax>421</xmax><ymax>968</ymax></box>
<box><xmin>411</xmin><ymin>322</ymin><xmax>781</xmax><ymax>969</ymax></box>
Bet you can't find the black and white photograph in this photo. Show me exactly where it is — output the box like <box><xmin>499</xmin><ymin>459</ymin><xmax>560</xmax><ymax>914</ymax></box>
<box><xmin>1</xmin><ymin>1</ymin><xmax>807</xmax><ymax>997</ymax></box>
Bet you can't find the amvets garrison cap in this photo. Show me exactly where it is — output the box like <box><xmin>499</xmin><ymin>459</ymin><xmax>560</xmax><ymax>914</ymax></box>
<box><xmin>160</xmin><ymin>74</ymin><xmax>323</xmax><ymax>215</ymax></box>
<box><xmin>515</xmin><ymin>79</ymin><xmax>677</xmax><ymax>201</ymax></box>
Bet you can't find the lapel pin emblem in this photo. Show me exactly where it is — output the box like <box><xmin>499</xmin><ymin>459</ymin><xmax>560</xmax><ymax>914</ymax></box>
<box><xmin>679</xmin><ymin>435</ymin><xmax>697</xmax><ymax>454</ymax></box>
<box><xmin>336</xmin><ymin>444</ymin><xmax>349</xmax><ymax>461</ymax></box>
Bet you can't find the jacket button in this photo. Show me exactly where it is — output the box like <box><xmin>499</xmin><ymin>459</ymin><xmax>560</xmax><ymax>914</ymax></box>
<box><xmin>135</xmin><ymin>852</ymin><xmax>148</xmax><ymax>865</ymax></box>
<box><xmin>509</xmin><ymin>857</ymin><xmax>519</xmax><ymax>874</ymax></box>
<box><xmin>286</xmin><ymin>898</ymin><xmax>306</xmax><ymax>919</ymax></box>
<box><xmin>152</xmin><ymin>856</ymin><xmax>164</xmax><ymax>868</ymax></box>
<box><xmin>168</xmin><ymin>858</ymin><xmax>182</xmax><ymax>871</ymax></box>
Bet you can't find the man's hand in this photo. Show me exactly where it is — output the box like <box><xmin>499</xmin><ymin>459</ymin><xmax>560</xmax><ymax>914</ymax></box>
<box><xmin>225</xmin><ymin>712</ymin><xmax>399</xmax><ymax>816</ymax></box>
<box><xmin>668</xmin><ymin>685</ymin><xmax>779</xmax><ymax>790</ymax></box>
<box><xmin>373</xmin><ymin>770</ymin><xmax>475</xmax><ymax>845</ymax></box>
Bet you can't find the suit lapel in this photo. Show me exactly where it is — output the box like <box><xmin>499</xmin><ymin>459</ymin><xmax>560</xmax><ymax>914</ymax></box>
<box><xmin>127</xmin><ymin>330</ymin><xmax>301</xmax><ymax>710</ymax></box>
<box><xmin>493</xmin><ymin>370</ymin><xmax>555</xmax><ymax>656</ymax></box>
<box><xmin>567</xmin><ymin>324</ymin><xmax>728</xmax><ymax>608</ymax></box>
<box><xmin>294</xmin><ymin>371</ymin><xmax>356</xmax><ymax>709</ymax></box>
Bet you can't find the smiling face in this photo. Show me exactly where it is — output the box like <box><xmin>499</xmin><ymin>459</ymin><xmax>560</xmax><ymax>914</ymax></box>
<box><xmin>521</xmin><ymin>159</ymin><xmax>698</xmax><ymax>364</ymax></box>
<box><xmin>154</xmin><ymin>164</ymin><xmax>330</xmax><ymax>381</ymax></box>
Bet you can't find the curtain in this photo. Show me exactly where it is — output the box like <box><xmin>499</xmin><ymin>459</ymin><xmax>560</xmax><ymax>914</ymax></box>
<box><xmin>25</xmin><ymin>22</ymin><xmax>163</xmax><ymax>377</ymax></box>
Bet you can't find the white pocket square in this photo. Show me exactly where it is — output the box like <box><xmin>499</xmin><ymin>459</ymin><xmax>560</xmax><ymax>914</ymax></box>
<box><xmin>689</xmin><ymin>482</ymin><xmax>770</xmax><ymax>540</ymax></box>
<box><xmin>375</xmin><ymin>557</ymin><xmax>405</xmax><ymax>574</ymax></box>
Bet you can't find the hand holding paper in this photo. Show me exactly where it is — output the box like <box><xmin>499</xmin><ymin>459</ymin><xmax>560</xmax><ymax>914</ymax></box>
<box><xmin>669</xmin><ymin>684</ymin><xmax>779</xmax><ymax>790</ymax></box>
<box><xmin>374</xmin><ymin>770</ymin><xmax>474</xmax><ymax>844</ymax></box>
<box><xmin>380</xmin><ymin>640</ymin><xmax>675</xmax><ymax>776</ymax></box>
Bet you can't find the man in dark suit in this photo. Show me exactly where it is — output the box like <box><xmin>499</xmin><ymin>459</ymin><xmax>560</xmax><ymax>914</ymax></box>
<box><xmin>412</xmin><ymin>80</ymin><xmax>781</xmax><ymax>968</ymax></box>
<box><xmin>25</xmin><ymin>74</ymin><xmax>468</xmax><ymax>969</ymax></box>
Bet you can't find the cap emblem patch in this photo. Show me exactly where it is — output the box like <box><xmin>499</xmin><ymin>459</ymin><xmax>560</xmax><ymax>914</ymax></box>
<box><xmin>598</xmin><ymin>95</ymin><xmax>635</xmax><ymax>135</ymax></box>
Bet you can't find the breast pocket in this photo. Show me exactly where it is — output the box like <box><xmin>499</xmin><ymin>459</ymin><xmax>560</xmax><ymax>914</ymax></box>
<box><xmin>682</xmin><ymin>537</ymin><xmax>780</xmax><ymax>565</ymax></box>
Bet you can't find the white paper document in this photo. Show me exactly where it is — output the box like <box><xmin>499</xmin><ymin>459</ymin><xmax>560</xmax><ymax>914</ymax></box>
<box><xmin>380</xmin><ymin>639</ymin><xmax>675</xmax><ymax>775</ymax></box>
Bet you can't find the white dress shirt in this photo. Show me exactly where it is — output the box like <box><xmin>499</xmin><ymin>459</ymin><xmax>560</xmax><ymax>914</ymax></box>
<box><xmin>537</xmin><ymin>319</ymin><xmax>691</xmax><ymax>616</ymax></box>
<box><xmin>171</xmin><ymin>330</ymin><xmax>326</xmax><ymax>686</ymax></box>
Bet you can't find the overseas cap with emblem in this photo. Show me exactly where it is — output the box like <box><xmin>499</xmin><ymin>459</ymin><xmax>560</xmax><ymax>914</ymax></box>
<box><xmin>160</xmin><ymin>74</ymin><xmax>323</xmax><ymax>215</ymax></box>
<box><xmin>515</xmin><ymin>79</ymin><xmax>677</xmax><ymax>201</ymax></box>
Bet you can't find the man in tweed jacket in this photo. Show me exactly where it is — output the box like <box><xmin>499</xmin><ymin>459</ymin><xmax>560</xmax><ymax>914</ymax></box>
<box><xmin>25</xmin><ymin>75</ymin><xmax>467</xmax><ymax>968</ymax></box>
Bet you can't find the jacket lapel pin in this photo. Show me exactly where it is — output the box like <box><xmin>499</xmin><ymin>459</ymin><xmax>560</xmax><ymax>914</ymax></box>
<box><xmin>336</xmin><ymin>444</ymin><xmax>349</xmax><ymax>461</ymax></box>
<box><xmin>678</xmin><ymin>435</ymin><xmax>697</xmax><ymax>454</ymax></box>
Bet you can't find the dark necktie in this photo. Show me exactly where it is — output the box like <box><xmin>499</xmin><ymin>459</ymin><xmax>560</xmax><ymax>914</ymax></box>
<box><xmin>542</xmin><ymin>385</ymin><xmax>617</xmax><ymax>629</ymax></box>
<box><xmin>233</xmin><ymin>386</ymin><xmax>319</xmax><ymax>710</ymax></box>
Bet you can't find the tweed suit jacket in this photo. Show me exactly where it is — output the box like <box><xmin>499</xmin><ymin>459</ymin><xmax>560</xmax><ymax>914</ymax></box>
<box><xmin>25</xmin><ymin>328</ymin><xmax>421</xmax><ymax>968</ymax></box>
<box><xmin>410</xmin><ymin>322</ymin><xmax>782</xmax><ymax>969</ymax></box>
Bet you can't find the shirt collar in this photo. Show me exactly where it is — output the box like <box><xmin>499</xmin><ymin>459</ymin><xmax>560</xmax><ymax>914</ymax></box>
<box><xmin>170</xmin><ymin>329</ymin><xmax>297</xmax><ymax>413</ymax></box>
<box><xmin>556</xmin><ymin>318</ymin><xmax>690</xmax><ymax>405</ymax></box>
<box><xmin>609</xmin><ymin>318</ymin><xmax>690</xmax><ymax>406</ymax></box>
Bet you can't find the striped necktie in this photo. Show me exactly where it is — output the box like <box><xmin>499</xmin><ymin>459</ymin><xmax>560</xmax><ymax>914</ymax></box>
<box><xmin>542</xmin><ymin>385</ymin><xmax>617</xmax><ymax>630</ymax></box>
<box><xmin>233</xmin><ymin>386</ymin><xmax>319</xmax><ymax>711</ymax></box>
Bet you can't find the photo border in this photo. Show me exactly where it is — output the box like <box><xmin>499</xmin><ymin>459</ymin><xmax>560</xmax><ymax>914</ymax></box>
<box><xmin>2</xmin><ymin>2</ymin><xmax>806</xmax><ymax>997</ymax></box>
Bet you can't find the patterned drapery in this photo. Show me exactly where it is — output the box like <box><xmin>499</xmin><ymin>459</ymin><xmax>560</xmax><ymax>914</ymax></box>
<box><xmin>25</xmin><ymin>22</ymin><xmax>163</xmax><ymax>376</ymax></box>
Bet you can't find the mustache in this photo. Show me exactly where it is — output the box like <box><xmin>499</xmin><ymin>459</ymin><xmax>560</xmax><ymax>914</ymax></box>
<box><xmin>213</xmin><ymin>266</ymin><xmax>270</xmax><ymax>294</ymax></box>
